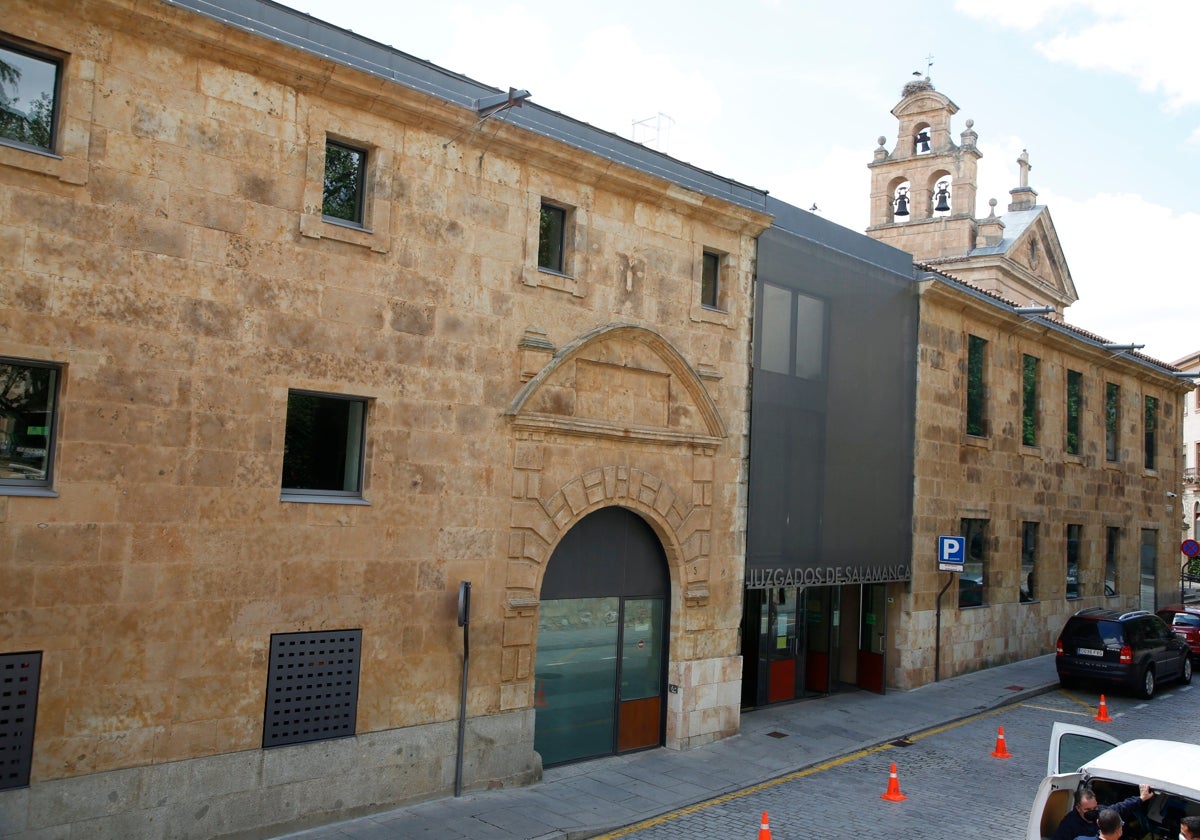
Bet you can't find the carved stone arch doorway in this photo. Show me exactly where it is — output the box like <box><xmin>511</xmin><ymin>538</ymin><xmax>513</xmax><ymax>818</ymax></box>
<box><xmin>500</xmin><ymin>323</ymin><xmax>730</xmax><ymax>759</ymax></box>
<box><xmin>533</xmin><ymin>505</ymin><xmax>670</xmax><ymax>766</ymax></box>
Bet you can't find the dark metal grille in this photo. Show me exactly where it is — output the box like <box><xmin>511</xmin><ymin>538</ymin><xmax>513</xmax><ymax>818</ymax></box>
<box><xmin>0</xmin><ymin>651</ymin><xmax>41</xmax><ymax>790</ymax></box>
<box><xmin>263</xmin><ymin>630</ymin><xmax>361</xmax><ymax>748</ymax></box>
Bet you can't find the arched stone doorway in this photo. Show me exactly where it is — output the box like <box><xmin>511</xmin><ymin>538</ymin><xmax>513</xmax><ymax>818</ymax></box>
<box><xmin>533</xmin><ymin>506</ymin><xmax>670</xmax><ymax>766</ymax></box>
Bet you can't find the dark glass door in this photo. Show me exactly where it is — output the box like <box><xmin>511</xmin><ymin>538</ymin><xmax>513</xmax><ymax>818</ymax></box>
<box><xmin>857</xmin><ymin>583</ymin><xmax>886</xmax><ymax>693</ymax></box>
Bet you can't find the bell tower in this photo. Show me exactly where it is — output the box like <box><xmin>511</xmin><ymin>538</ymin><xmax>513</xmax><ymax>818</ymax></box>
<box><xmin>867</xmin><ymin>77</ymin><xmax>981</xmax><ymax>260</ymax></box>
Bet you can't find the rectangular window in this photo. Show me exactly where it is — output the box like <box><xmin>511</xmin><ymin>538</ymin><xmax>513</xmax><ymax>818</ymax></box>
<box><xmin>1105</xmin><ymin>382</ymin><xmax>1120</xmax><ymax>462</ymax></box>
<box><xmin>793</xmin><ymin>292</ymin><xmax>825</xmax><ymax>380</ymax></box>
<box><xmin>1066</xmin><ymin>523</ymin><xmax>1081</xmax><ymax>599</ymax></box>
<box><xmin>0</xmin><ymin>41</ymin><xmax>60</xmax><ymax>153</ymax></box>
<box><xmin>1105</xmin><ymin>527</ymin><xmax>1120</xmax><ymax>596</ymax></box>
<box><xmin>1022</xmin><ymin>354</ymin><xmax>1039</xmax><ymax>446</ymax></box>
<box><xmin>966</xmin><ymin>334</ymin><xmax>987</xmax><ymax>437</ymax></box>
<box><xmin>281</xmin><ymin>390</ymin><xmax>367</xmax><ymax>501</ymax></box>
<box><xmin>0</xmin><ymin>358</ymin><xmax>60</xmax><ymax>492</ymax></box>
<box><xmin>1143</xmin><ymin>395</ymin><xmax>1158</xmax><ymax>470</ymax></box>
<box><xmin>1066</xmin><ymin>369</ymin><xmax>1082</xmax><ymax>456</ymax></box>
<box><xmin>701</xmin><ymin>251</ymin><xmax>720</xmax><ymax>309</ymax></box>
<box><xmin>322</xmin><ymin>140</ymin><xmax>367</xmax><ymax>225</ymax></box>
<box><xmin>1020</xmin><ymin>521</ymin><xmax>1038</xmax><ymax>603</ymax></box>
<box><xmin>757</xmin><ymin>283</ymin><xmax>825</xmax><ymax>380</ymax></box>
<box><xmin>959</xmin><ymin>518</ymin><xmax>987</xmax><ymax>608</ymax></box>
<box><xmin>538</xmin><ymin>202</ymin><xmax>566</xmax><ymax>273</ymax></box>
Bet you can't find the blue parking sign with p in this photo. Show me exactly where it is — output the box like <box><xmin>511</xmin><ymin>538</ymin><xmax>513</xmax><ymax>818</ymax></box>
<box><xmin>938</xmin><ymin>535</ymin><xmax>965</xmax><ymax>571</ymax></box>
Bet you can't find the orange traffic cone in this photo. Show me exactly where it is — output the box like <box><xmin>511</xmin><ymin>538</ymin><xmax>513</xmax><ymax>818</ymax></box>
<box><xmin>991</xmin><ymin>725</ymin><xmax>1013</xmax><ymax>759</ymax></box>
<box><xmin>881</xmin><ymin>762</ymin><xmax>907</xmax><ymax>801</ymax></box>
<box><xmin>757</xmin><ymin>811</ymin><xmax>772</xmax><ymax>840</ymax></box>
<box><xmin>534</xmin><ymin>680</ymin><xmax>547</xmax><ymax>708</ymax></box>
<box><xmin>1094</xmin><ymin>694</ymin><xmax>1112</xmax><ymax>722</ymax></box>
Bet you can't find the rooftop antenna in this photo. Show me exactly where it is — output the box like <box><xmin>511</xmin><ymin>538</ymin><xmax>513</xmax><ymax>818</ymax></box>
<box><xmin>632</xmin><ymin>113</ymin><xmax>674</xmax><ymax>153</ymax></box>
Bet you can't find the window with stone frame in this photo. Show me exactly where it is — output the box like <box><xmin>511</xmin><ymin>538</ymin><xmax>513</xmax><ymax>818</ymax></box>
<box><xmin>1065</xmin><ymin>369</ymin><xmax>1083</xmax><ymax>456</ymax></box>
<box><xmin>1143</xmin><ymin>395</ymin><xmax>1158</xmax><ymax>470</ymax></box>
<box><xmin>701</xmin><ymin>250</ymin><xmax>721</xmax><ymax>309</ymax></box>
<box><xmin>966</xmin><ymin>334</ymin><xmax>988</xmax><ymax>437</ymax></box>
<box><xmin>0</xmin><ymin>40</ymin><xmax>61</xmax><ymax>154</ymax></box>
<box><xmin>538</xmin><ymin>202</ymin><xmax>568</xmax><ymax>274</ymax></box>
<box><xmin>1105</xmin><ymin>382</ymin><xmax>1120</xmax><ymax>462</ymax></box>
<box><xmin>281</xmin><ymin>390</ymin><xmax>368</xmax><ymax>503</ymax></box>
<box><xmin>959</xmin><ymin>518</ymin><xmax>987</xmax><ymax>608</ymax></box>
<box><xmin>0</xmin><ymin>357</ymin><xmax>61</xmax><ymax>494</ymax></box>
<box><xmin>1105</xmin><ymin>526</ymin><xmax>1120</xmax><ymax>596</ymax></box>
<box><xmin>1020</xmin><ymin>521</ymin><xmax>1038</xmax><ymax>603</ymax></box>
<box><xmin>1066</xmin><ymin>523</ymin><xmax>1082</xmax><ymax>599</ymax></box>
<box><xmin>322</xmin><ymin>139</ymin><xmax>368</xmax><ymax>226</ymax></box>
<box><xmin>1021</xmin><ymin>354</ymin><xmax>1039</xmax><ymax>447</ymax></box>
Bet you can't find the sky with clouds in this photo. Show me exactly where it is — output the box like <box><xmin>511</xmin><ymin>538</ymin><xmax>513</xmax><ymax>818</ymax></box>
<box><xmin>280</xmin><ymin>0</ymin><xmax>1198</xmax><ymax>365</ymax></box>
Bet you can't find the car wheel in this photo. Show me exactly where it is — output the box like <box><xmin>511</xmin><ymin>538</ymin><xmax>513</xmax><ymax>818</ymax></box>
<box><xmin>1183</xmin><ymin>657</ymin><xmax>1193</xmax><ymax>685</ymax></box>
<box><xmin>1139</xmin><ymin>666</ymin><xmax>1156</xmax><ymax>699</ymax></box>
<box><xmin>1058</xmin><ymin>675</ymin><xmax>1079</xmax><ymax>690</ymax></box>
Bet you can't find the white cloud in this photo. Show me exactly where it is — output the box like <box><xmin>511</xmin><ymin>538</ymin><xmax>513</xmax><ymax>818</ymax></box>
<box><xmin>1052</xmin><ymin>191</ymin><xmax>1200</xmax><ymax>365</ymax></box>
<box><xmin>954</xmin><ymin>1</ymin><xmax>1200</xmax><ymax>111</ymax></box>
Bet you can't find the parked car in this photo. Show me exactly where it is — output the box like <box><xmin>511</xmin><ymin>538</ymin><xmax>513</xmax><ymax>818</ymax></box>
<box><xmin>1157</xmin><ymin>604</ymin><xmax>1200</xmax><ymax>660</ymax></box>
<box><xmin>1055</xmin><ymin>607</ymin><xmax>1192</xmax><ymax>698</ymax></box>
<box><xmin>1027</xmin><ymin>722</ymin><xmax>1200</xmax><ymax>839</ymax></box>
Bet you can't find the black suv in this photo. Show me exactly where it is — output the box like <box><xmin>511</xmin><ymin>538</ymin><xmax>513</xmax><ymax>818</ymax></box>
<box><xmin>1055</xmin><ymin>608</ymin><xmax>1192</xmax><ymax>698</ymax></box>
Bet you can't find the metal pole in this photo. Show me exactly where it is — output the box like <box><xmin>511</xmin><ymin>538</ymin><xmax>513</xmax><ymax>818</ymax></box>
<box><xmin>455</xmin><ymin>581</ymin><xmax>471</xmax><ymax>797</ymax></box>
<box><xmin>934</xmin><ymin>574</ymin><xmax>954</xmax><ymax>682</ymax></box>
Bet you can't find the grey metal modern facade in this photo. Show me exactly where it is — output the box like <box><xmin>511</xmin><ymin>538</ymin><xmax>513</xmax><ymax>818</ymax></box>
<box><xmin>741</xmin><ymin>198</ymin><xmax>918</xmax><ymax>705</ymax></box>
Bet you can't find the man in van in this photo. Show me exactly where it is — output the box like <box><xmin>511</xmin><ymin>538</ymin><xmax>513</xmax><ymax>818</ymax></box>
<box><xmin>1051</xmin><ymin>783</ymin><xmax>1152</xmax><ymax>840</ymax></box>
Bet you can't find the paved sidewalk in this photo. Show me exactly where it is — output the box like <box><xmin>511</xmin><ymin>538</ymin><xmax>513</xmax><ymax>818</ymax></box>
<box><xmin>278</xmin><ymin>654</ymin><xmax>1059</xmax><ymax>840</ymax></box>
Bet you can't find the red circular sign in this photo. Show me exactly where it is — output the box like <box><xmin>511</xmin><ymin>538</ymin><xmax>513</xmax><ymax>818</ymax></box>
<box><xmin>1183</xmin><ymin>539</ymin><xmax>1200</xmax><ymax>558</ymax></box>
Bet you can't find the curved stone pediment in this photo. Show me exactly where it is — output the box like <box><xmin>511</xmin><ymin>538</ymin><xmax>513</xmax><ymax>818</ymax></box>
<box><xmin>505</xmin><ymin>323</ymin><xmax>726</xmax><ymax>446</ymax></box>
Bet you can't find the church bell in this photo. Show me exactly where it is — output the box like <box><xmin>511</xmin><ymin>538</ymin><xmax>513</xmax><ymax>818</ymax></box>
<box><xmin>894</xmin><ymin>187</ymin><xmax>910</xmax><ymax>217</ymax></box>
<box><xmin>933</xmin><ymin>180</ymin><xmax>951</xmax><ymax>213</ymax></box>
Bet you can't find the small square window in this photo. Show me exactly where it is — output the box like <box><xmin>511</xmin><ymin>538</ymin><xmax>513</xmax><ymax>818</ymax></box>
<box><xmin>538</xmin><ymin>203</ymin><xmax>566</xmax><ymax>273</ymax></box>
<box><xmin>322</xmin><ymin>140</ymin><xmax>367</xmax><ymax>225</ymax></box>
<box><xmin>0</xmin><ymin>358</ymin><xmax>61</xmax><ymax>492</ymax></box>
<box><xmin>281</xmin><ymin>390</ymin><xmax>367</xmax><ymax>501</ymax></box>
<box><xmin>701</xmin><ymin>251</ymin><xmax>720</xmax><ymax>309</ymax></box>
<box><xmin>0</xmin><ymin>42</ymin><xmax>60</xmax><ymax>154</ymax></box>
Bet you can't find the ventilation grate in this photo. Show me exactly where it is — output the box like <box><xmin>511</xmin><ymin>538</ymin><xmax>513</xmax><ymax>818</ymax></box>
<box><xmin>0</xmin><ymin>651</ymin><xmax>42</xmax><ymax>791</ymax></box>
<box><xmin>263</xmin><ymin>630</ymin><xmax>361</xmax><ymax>749</ymax></box>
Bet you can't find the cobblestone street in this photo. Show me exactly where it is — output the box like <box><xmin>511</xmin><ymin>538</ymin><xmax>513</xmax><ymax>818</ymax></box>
<box><xmin>601</xmin><ymin>684</ymin><xmax>1200</xmax><ymax>839</ymax></box>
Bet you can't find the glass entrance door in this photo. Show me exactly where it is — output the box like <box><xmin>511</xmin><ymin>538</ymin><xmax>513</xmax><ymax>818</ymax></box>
<box><xmin>535</xmin><ymin>595</ymin><xmax>666</xmax><ymax>764</ymax></box>
<box><xmin>534</xmin><ymin>597</ymin><xmax>619</xmax><ymax>766</ymax></box>
<box><xmin>534</xmin><ymin>507</ymin><xmax>669</xmax><ymax>766</ymax></box>
<box><xmin>765</xmin><ymin>588</ymin><xmax>799</xmax><ymax>702</ymax></box>
<box><xmin>857</xmin><ymin>583</ymin><xmax>886</xmax><ymax>693</ymax></box>
<box><xmin>804</xmin><ymin>587</ymin><xmax>837</xmax><ymax>693</ymax></box>
<box><xmin>618</xmin><ymin>598</ymin><xmax>665</xmax><ymax>752</ymax></box>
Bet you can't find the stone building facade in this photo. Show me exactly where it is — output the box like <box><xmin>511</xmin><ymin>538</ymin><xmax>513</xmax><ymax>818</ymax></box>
<box><xmin>1178</xmin><ymin>351</ymin><xmax>1200</xmax><ymax>555</ymax></box>
<box><xmin>0</xmin><ymin>1</ymin><xmax>768</xmax><ymax>835</ymax></box>
<box><xmin>866</xmin><ymin>78</ymin><xmax>1191</xmax><ymax>688</ymax></box>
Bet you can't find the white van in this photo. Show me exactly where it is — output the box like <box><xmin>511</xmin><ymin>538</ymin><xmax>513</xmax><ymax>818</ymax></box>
<box><xmin>1028</xmin><ymin>722</ymin><xmax>1200</xmax><ymax>839</ymax></box>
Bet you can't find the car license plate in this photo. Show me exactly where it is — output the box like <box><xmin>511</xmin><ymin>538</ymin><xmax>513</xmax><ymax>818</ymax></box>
<box><xmin>1077</xmin><ymin>647</ymin><xmax>1104</xmax><ymax>657</ymax></box>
